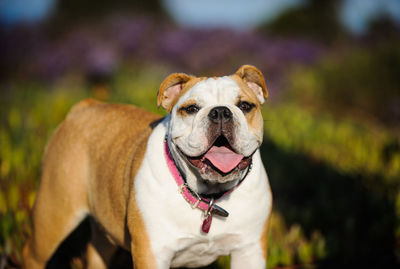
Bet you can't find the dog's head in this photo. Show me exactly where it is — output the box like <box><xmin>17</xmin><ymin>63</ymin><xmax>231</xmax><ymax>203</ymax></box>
<box><xmin>158</xmin><ymin>65</ymin><xmax>267</xmax><ymax>187</ymax></box>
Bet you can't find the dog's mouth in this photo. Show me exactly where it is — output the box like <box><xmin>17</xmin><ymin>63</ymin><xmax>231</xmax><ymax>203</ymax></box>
<box><xmin>182</xmin><ymin>135</ymin><xmax>252</xmax><ymax>175</ymax></box>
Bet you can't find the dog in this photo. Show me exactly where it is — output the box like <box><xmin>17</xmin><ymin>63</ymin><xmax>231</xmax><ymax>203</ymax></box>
<box><xmin>23</xmin><ymin>65</ymin><xmax>273</xmax><ymax>268</ymax></box>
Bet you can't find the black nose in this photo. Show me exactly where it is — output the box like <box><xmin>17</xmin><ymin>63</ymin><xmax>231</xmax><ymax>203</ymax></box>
<box><xmin>208</xmin><ymin>106</ymin><xmax>232</xmax><ymax>124</ymax></box>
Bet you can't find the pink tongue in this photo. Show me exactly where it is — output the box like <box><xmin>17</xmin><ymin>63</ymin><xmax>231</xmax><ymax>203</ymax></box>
<box><xmin>204</xmin><ymin>146</ymin><xmax>243</xmax><ymax>173</ymax></box>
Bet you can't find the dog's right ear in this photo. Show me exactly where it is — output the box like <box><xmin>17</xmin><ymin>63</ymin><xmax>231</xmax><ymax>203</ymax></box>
<box><xmin>235</xmin><ymin>65</ymin><xmax>268</xmax><ymax>104</ymax></box>
<box><xmin>157</xmin><ymin>73</ymin><xmax>194</xmax><ymax>112</ymax></box>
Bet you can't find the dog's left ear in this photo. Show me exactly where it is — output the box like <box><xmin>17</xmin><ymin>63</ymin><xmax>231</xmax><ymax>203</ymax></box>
<box><xmin>157</xmin><ymin>73</ymin><xmax>194</xmax><ymax>112</ymax></box>
<box><xmin>235</xmin><ymin>65</ymin><xmax>268</xmax><ymax>104</ymax></box>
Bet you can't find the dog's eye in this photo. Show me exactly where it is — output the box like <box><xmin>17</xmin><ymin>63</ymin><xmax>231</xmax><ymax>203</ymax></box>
<box><xmin>237</xmin><ymin>101</ymin><xmax>254</xmax><ymax>113</ymax></box>
<box><xmin>184</xmin><ymin>105</ymin><xmax>200</xmax><ymax>114</ymax></box>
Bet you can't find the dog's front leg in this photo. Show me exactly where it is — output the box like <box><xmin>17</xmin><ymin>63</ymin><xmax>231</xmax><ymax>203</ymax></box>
<box><xmin>230</xmin><ymin>245</ymin><xmax>267</xmax><ymax>269</ymax></box>
<box><xmin>127</xmin><ymin>196</ymin><xmax>173</xmax><ymax>268</ymax></box>
<box><xmin>129</xmin><ymin>241</ymin><xmax>172</xmax><ymax>269</ymax></box>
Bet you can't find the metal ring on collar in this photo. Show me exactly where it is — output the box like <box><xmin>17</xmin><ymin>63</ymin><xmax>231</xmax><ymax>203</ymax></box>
<box><xmin>205</xmin><ymin>198</ymin><xmax>214</xmax><ymax>216</ymax></box>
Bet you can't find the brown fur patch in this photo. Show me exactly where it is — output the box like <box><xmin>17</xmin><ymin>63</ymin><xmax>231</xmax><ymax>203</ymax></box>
<box><xmin>260</xmin><ymin>194</ymin><xmax>273</xmax><ymax>260</ymax></box>
<box><xmin>176</xmin><ymin>99</ymin><xmax>198</xmax><ymax>117</ymax></box>
<box><xmin>126</xmin><ymin>125</ymin><xmax>158</xmax><ymax>268</ymax></box>
<box><xmin>76</xmin><ymin>102</ymin><xmax>160</xmax><ymax>266</ymax></box>
<box><xmin>231</xmin><ymin>74</ymin><xmax>264</xmax><ymax>132</ymax></box>
<box><xmin>168</xmin><ymin>76</ymin><xmax>207</xmax><ymax>112</ymax></box>
<box><xmin>23</xmin><ymin>99</ymin><xmax>161</xmax><ymax>268</ymax></box>
<box><xmin>157</xmin><ymin>73</ymin><xmax>193</xmax><ymax>111</ymax></box>
<box><xmin>158</xmin><ymin>73</ymin><xmax>207</xmax><ymax>112</ymax></box>
<box><xmin>68</xmin><ymin>98</ymin><xmax>100</xmax><ymax>114</ymax></box>
<box><xmin>234</xmin><ymin>65</ymin><xmax>268</xmax><ymax>100</ymax></box>
<box><xmin>260</xmin><ymin>213</ymin><xmax>271</xmax><ymax>259</ymax></box>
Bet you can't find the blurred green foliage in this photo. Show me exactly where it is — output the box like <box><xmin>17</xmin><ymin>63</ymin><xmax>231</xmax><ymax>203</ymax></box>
<box><xmin>262</xmin><ymin>103</ymin><xmax>399</xmax><ymax>267</ymax></box>
<box><xmin>1</xmin><ymin>0</ymin><xmax>400</xmax><ymax>267</ymax></box>
<box><xmin>0</xmin><ymin>77</ymin><xmax>87</xmax><ymax>261</ymax></box>
<box><xmin>286</xmin><ymin>42</ymin><xmax>400</xmax><ymax>126</ymax></box>
<box><xmin>1</xmin><ymin>63</ymin><xmax>399</xmax><ymax>268</ymax></box>
<box><xmin>263</xmin><ymin>103</ymin><xmax>400</xmax><ymax>182</ymax></box>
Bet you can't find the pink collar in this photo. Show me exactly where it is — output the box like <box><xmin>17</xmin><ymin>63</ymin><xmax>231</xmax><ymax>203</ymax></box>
<box><xmin>164</xmin><ymin>139</ymin><xmax>250</xmax><ymax>233</ymax></box>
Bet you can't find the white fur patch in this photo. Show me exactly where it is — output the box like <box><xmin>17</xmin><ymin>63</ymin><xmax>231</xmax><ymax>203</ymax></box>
<box><xmin>169</xmin><ymin>76</ymin><xmax>261</xmax><ymax>157</ymax></box>
<box><xmin>166</xmin><ymin>76</ymin><xmax>263</xmax><ymax>190</ymax></box>
<box><xmin>134</xmin><ymin>120</ymin><xmax>272</xmax><ymax>268</ymax></box>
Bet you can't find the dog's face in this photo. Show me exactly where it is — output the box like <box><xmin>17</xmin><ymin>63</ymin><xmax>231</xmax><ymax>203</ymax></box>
<box><xmin>158</xmin><ymin>65</ymin><xmax>267</xmax><ymax>185</ymax></box>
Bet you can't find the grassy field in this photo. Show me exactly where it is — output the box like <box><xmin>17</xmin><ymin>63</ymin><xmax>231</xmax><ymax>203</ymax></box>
<box><xmin>1</xmin><ymin>64</ymin><xmax>399</xmax><ymax>268</ymax></box>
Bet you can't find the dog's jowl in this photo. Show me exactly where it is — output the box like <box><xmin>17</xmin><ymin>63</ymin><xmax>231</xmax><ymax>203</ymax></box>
<box><xmin>23</xmin><ymin>65</ymin><xmax>273</xmax><ymax>269</ymax></box>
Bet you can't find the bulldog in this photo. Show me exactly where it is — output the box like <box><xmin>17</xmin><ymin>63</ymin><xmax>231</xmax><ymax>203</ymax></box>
<box><xmin>23</xmin><ymin>65</ymin><xmax>273</xmax><ymax>269</ymax></box>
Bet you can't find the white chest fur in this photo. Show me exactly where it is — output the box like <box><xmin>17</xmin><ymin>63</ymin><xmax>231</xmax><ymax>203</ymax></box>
<box><xmin>134</xmin><ymin>119</ymin><xmax>272</xmax><ymax>268</ymax></box>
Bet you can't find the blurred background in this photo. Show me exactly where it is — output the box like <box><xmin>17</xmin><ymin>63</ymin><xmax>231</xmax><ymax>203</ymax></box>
<box><xmin>1</xmin><ymin>0</ymin><xmax>400</xmax><ymax>268</ymax></box>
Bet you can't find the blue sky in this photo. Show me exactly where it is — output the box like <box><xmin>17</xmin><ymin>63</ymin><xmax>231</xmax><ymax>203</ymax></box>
<box><xmin>162</xmin><ymin>0</ymin><xmax>400</xmax><ymax>34</ymax></box>
<box><xmin>0</xmin><ymin>0</ymin><xmax>56</xmax><ymax>25</ymax></box>
<box><xmin>1</xmin><ymin>0</ymin><xmax>399</xmax><ymax>34</ymax></box>
<box><xmin>162</xmin><ymin>0</ymin><xmax>303</xmax><ymax>30</ymax></box>
<box><xmin>340</xmin><ymin>0</ymin><xmax>400</xmax><ymax>33</ymax></box>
